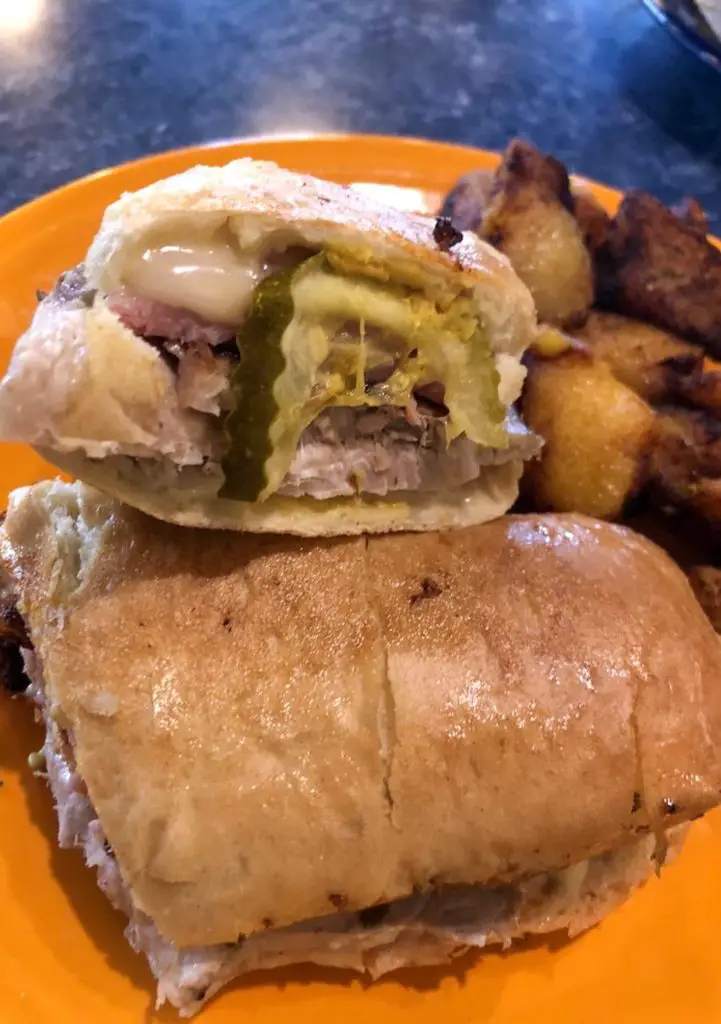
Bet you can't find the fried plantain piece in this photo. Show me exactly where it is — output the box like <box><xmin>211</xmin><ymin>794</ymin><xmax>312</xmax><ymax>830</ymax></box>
<box><xmin>594</xmin><ymin>190</ymin><xmax>721</xmax><ymax>356</ymax></box>
<box><xmin>652</xmin><ymin>408</ymin><xmax>721</xmax><ymax>480</ymax></box>
<box><xmin>672</xmin><ymin>196</ymin><xmax>710</xmax><ymax>239</ymax></box>
<box><xmin>575</xmin><ymin>311</ymin><xmax>690</xmax><ymax>402</ymax></box>
<box><xmin>647</xmin><ymin>408</ymin><xmax>721</xmax><ymax>527</ymax></box>
<box><xmin>437</xmin><ymin>169</ymin><xmax>495</xmax><ymax>233</ymax></box>
<box><xmin>661</xmin><ymin>354</ymin><xmax>721</xmax><ymax>416</ymax></box>
<box><xmin>521</xmin><ymin>349</ymin><xmax>656</xmax><ymax>519</ymax></box>
<box><xmin>573</xmin><ymin>188</ymin><xmax>614</xmax><ymax>255</ymax></box>
<box><xmin>479</xmin><ymin>140</ymin><xmax>594</xmax><ymax>329</ymax></box>
<box><xmin>573</xmin><ymin>310</ymin><xmax>721</xmax><ymax>410</ymax></box>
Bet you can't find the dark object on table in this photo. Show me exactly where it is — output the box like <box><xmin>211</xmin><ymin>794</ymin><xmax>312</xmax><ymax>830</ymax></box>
<box><xmin>642</xmin><ymin>0</ymin><xmax>721</xmax><ymax>71</ymax></box>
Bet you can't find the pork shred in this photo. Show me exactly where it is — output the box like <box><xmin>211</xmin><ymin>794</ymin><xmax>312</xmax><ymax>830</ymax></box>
<box><xmin>161</xmin><ymin>341</ymin><xmax>233</xmax><ymax>417</ymax></box>
<box><xmin>279</xmin><ymin>405</ymin><xmax>542</xmax><ymax>499</ymax></box>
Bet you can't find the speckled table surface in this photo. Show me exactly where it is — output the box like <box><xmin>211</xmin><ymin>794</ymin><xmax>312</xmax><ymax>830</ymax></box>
<box><xmin>0</xmin><ymin>0</ymin><xmax>720</xmax><ymax>226</ymax></box>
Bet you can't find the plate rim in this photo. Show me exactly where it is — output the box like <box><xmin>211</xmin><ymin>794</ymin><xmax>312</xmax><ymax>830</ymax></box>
<box><xmin>1</xmin><ymin>131</ymin><xmax>715</xmax><ymax>264</ymax></box>
<box><xmin>0</xmin><ymin>131</ymin><xmax>629</xmax><ymax>229</ymax></box>
<box><xmin>0</xmin><ymin>132</ymin><xmax>480</xmax><ymax>223</ymax></box>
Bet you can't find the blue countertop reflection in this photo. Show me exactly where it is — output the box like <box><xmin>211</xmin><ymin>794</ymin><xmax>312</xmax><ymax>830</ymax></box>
<box><xmin>0</xmin><ymin>0</ymin><xmax>719</xmax><ymax>227</ymax></box>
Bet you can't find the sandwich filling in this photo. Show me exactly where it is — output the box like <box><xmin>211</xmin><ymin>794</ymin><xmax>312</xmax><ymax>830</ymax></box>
<box><xmin>9</xmin><ymin>641</ymin><xmax>670</xmax><ymax>1017</ymax></box>
<box><xmin>43</xmin><ymin>247</ymin><xmax>541</xmax><ymax>504</ymax></box>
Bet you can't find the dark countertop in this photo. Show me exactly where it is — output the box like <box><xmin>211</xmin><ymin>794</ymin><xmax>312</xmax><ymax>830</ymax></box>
<box><xmin>1</xmin><ymin>0</ymin><xmax>720</xmax><ymax>227</ymax></box>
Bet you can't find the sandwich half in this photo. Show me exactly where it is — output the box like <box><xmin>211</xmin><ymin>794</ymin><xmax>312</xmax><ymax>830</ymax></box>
<box><xmin>0</xmin><ymin>160</ymin><xmax>540</xmax><ymax>535</ymax></box>
<box><xmin>2</xmin><ymin>480</ymin><xmax>720</xmax><ymax>1014</ymax></box>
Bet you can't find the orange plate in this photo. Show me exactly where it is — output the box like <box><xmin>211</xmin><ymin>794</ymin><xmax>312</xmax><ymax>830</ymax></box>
<box><xmin>1</xmin><ymin>134</ymin><xmax>720</xmax><ymax>1024</ymax></box>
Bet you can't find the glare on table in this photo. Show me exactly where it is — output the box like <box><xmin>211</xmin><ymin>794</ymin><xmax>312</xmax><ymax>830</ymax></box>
<box><xmin>0</xmin><ymin>0</ymin><xmax>44</xmax><ymax>36</ymax></box>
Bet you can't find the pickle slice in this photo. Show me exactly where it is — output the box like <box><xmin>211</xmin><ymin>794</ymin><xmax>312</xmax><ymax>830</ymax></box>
<box><xmin>219</xmin><ymin>254</ymin><xmax>509</xmax><ymax>503</ymax></box>
<box><xmin>219</xmin><ymin>257</ymin><xmax>408</xmax><ymax>502</ymax></box>
<box><xmin>219</xmin><ymin>260</ymin><xmax>321</xmax><ymax>502</ymax></box>
<box><xmin>423</xmin><ymin>323</ymin><xmax>507</xmax><ymax>448</ymax></box>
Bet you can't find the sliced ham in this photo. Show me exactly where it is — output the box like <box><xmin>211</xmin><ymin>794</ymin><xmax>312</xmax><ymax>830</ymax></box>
<box><xmin>107</xmin><ymin>290</ymin><xmax>235</xmax><ymax>347</ymax></box>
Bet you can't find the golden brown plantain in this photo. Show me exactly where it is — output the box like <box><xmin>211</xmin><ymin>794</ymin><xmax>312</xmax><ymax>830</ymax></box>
<box><xmin>573</xmin><ymin>188</ymin><xmax>614</xmax><ymax>255</ymax></box>
<box><xmin>437</xmin><ymin>169</ymin><xmax>495</xmax><ymax>232</ymax></box>
<box><xmin>647</xmin><ymin>409</ymin><xmax>721</xmax><ymax>525</ymax></box>
<box><xmin>521</xmin><ymin>350</ymin><xmax>656</xmax><ymax>519</ymax></box>
<box><xmin>479</xmin><ymin>140</ymin><xmax>594</xmax><ymax>329</ymax></box>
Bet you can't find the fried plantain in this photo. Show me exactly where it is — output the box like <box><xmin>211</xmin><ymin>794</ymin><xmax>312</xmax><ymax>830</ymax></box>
<box><xmin>441</xmin><ymin>142</ymin><xmax>721</xmax><ymax>555</ymax></box>
<box><xmin>437</xmin><ymin>169</ymin><xmax>495</xmax><ymax>233</ymax></box>
<box><xmin>661</xmin><ymin>354</ymin><xmax>721</xmax><ymax>416</ymax></box>
<box><xmin>521</xmin><ymin>350</ymin><xmax>656</xmax><ymax>519</ymax></box>
<box><xmin>594</xmin><ymin>190</ymin><xmax>721</xmax><ymax>356</ymax></box>
<box><xmin>647</xmin><ymin>408</ymin><xmax>721</xmax><ymax>526</ymax></box>
<box><xmin>672</xmin><ymin>196</ymin><xmax>710</xmax><ymax>239</ymax></box>
<box><xmin>479</xmin><ymin>140</ymin><xmax>594</xmax><ymax>329</ymax></box>
<box><xmin>573</xmin><ymin>188</ymin><xmax>614</xmax><ymax>255</ymax></box>
<box><xmin>573</xmin><ymin>310</ymin><xmax>721</xmax><ymax>409</ymax></box>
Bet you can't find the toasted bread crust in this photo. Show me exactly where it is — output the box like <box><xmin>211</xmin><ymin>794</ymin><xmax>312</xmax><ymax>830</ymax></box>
<box><xmin>86</xmin><ymin>158</ymin><xmax>535</xmax><ymax>360</ymax></box>
<box><xmin>3</xmin><ymin>481</ymin><xmax>720</xmax><ymax>946</ymax></box>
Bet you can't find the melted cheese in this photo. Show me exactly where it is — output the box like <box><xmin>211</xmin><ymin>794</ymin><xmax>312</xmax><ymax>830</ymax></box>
<box><xmin>124</xmin><ymin>241</ymin><xmax>262</xmax><ymax>325</ymax></box>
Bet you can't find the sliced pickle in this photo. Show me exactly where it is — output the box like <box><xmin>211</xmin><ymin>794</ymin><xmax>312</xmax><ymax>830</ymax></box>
<box><xmin>220</xmin><ymin>259</ymin><xmax>329</xmax><ymax>502</ymax></box>
<box><xmin>219</xmin><ymin>254</ymin><xmax>508</xmax><ymax>503</ymax></box>
<box><xmin>422</xmin><ymin>324</ymin><xmax>507</xmax><ymax>448</ymax></box>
